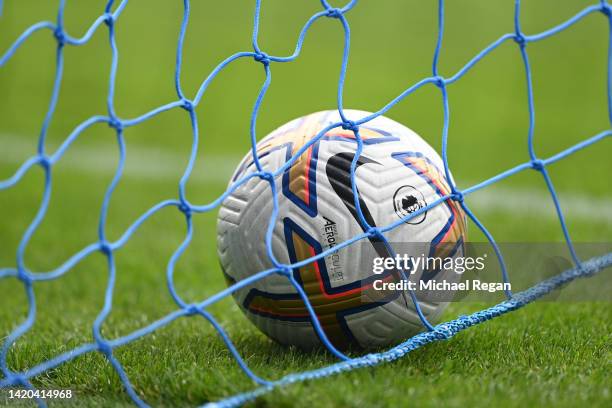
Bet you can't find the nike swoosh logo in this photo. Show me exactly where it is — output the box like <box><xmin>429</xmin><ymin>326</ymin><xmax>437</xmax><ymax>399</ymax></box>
<box><xmin>326</xmin><ymin>152</ymin><xmax>414</xmax><ymax>310</ymax></box>
<box><xmin>326</xmin><ymin>152</ymin><xmax>379</xmax><ymax>234</ymax></box>
<box><xmin>326</xmin><ymin>152</ymin><xmax>397</xmax><ymax>262</ymax></box>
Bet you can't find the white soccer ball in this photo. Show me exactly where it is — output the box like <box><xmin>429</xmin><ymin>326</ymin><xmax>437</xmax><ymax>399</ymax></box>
<box><xmin>216</xmin><ymin>110</ymin><xmax>467</xmax><ymax>349</ymax></box>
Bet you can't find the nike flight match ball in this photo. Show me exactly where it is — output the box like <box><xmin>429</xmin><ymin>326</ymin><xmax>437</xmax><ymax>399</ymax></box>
<box><xmin>216</xmin><ymin>110</ymin><xmax>467</xmax><ymax>349</ymax></box>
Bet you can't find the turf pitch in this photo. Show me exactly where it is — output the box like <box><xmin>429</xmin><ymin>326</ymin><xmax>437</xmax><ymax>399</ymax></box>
<box><xmin>0</xmin><ymin>0</ymin><xmax>611</xmax><ymax>406</ymax></box>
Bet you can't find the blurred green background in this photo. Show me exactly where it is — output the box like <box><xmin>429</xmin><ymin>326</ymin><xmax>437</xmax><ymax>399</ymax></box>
<box><xmin>0</xmin><ymin>0</ymin><xmax>610</xmax><ymax>406</ymax></box>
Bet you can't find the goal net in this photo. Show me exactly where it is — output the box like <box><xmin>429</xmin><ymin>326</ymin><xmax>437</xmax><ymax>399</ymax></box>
<box><xmin>1</xmin><ymin>0</ymin><xmax>611</xmax><ymax>407</ymax></box>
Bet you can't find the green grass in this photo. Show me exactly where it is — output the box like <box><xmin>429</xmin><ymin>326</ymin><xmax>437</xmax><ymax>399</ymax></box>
<box><xmin>1</xmin><ymin>0</ymin><xmax>611</xmax><ymax>406</ymax></box>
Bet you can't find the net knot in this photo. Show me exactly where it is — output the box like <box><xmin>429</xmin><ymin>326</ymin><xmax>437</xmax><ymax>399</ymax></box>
<box><xmin>254</xmin><ymin>52</ymin><xmax>270</xmax><ymax>66</ymax></box>
<box><xmin>341</xmin><ymin>120</ymin><xmax>358</xmax><ymax>132</ymax></box>
<box><xmin>99</xmin><ymin>241</ymin><xmax>113</xmax><ymax>256</ymax></box>
<box><xmin>259</xmin><ymin>172</ymin><xmax>274</xmax><ymax>183</ymax></box>
<box><xmin>277</xmin><ymin>266</ymin><xmax>292</xmax><ymax>277</ymax></box>
<box><xmin>180</xmin><ymin>98</ymin><xmax>194</xmax><ymax>111</ymax></box>
<box><xmin>108</xmin><ymin>117</ymin><xmax>123</xmax><ymax>131</ymax></box>
<box><xmin>103</xmin><ymin>12</ymin><xmax>114</xmax><ymax>26</ymax></box>
<box><xmin>16</xmin><ymin>267</ymin><xmax>32</xmax><ymax>285</ymax></box>
<box><xmin>451</xmin><ymin>190</ymin><xmax>464</xmax><ymax>203</ymax></box>
<box><xmin>97</xmin><ymin>340</ymin><xmax>113</xmax><ymax>356</ymax></box>
<box><xmin>432</xmin><ymin>75</ymin><xmax>445</xmax><ymax>88</ymax></box>
<box><xmin>530</xmin><ymin>158</ymin><xmax>545</xmax><ymax>171</ymax></box>
<box><xmin>514</xmin><ymin>33</ymin><xmax>526</xmax><ymax>46</ymax></box>
<box><xmin>185</xmin><ymin>304</ymin><xmax>200</xmax><ymax>316</ymax></box>
<box><xmin>178</xmin><ymin>200</ymin><xmax>192</xmax><ymax>215</ymax></box>
<box><xmin>367</xmin><ymin>227</ymin><xmax>383</xmax><ymax>240</ymax></box>
<box><xmin>326</xmin><ymin>8</ymin><xmax>343</xmax><ymax>19</ymax></box>
<box><xmin>53</xmin><ymin>26</ymin><xmax>66</xmax><ymax>46</ymax></box>
<box><xmin>38</xmin><ymin>155</ymin><xmax>51</xmax><ymax>170</ymax></box>
<box><xmin>7</xmin><ymin>373</ymin><xmax>27</xmax><ymax>386</ymax></box>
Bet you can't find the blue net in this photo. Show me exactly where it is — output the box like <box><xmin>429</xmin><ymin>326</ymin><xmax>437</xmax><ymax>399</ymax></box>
<box><xmin>1</xmin><ymin>0</ymin><xmax>611</xmax><ymax>406</ymax></box>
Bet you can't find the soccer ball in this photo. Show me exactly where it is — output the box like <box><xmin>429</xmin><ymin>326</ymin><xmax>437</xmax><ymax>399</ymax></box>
<box><xmin>216</xmin><ymin>110</ymin><xmax>467</xmax><ymax>349</ymax></box>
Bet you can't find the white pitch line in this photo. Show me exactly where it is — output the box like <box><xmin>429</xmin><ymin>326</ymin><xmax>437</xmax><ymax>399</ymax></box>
<box><xmin>0</xmin><ymin>134</ymin><xmax>240</xmax><ymax>183</ymax></box>
<box><xmin>1</xmin><ymin>134</ymin><xmax>611</xmax><ymax>224</ymax></box>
